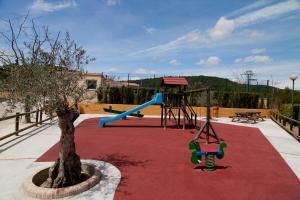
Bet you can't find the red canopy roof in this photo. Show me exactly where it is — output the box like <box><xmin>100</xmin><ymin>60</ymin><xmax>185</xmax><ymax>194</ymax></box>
<box><xmin>162</xmin><ymin>77</ymin><xmax>188</xmax><ymax>86</ymax></box>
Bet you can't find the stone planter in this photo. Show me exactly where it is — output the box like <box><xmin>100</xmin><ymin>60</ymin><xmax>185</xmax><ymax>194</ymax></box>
<box><xmin>23</xmin><ymin>163</ymin><xmax>101</xmax><ymax>199</ymax></box>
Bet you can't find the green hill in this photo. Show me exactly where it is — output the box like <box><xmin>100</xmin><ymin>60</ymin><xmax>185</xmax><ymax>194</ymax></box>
<box><xmin>133</xmin><ymin>75</ymin><xmax>272</xmax><ymax>95</ymax></box>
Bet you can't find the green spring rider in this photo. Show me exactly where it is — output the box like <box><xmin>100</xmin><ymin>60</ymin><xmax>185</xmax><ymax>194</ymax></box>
<box><xmin>189</xmin><ymin>139</ymin><xmax>227</xmax><ymax>171</ymax></box>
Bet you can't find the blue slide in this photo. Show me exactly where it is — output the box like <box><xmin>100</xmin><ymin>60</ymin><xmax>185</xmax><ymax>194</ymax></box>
<box><xmin>99</xmin><ymin>93</ymin><xmax>163</xmax><ymax>128</ymax></box>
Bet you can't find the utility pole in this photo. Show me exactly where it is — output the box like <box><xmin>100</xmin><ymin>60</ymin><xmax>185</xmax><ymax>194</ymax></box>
<box><xmin>241</xmin><ymin>70</ymin><xmax>257</xmax><ymax>92</ymax></box>
<box><xmin>127</xmin><ymin>73</ymin><xmax>130</xmax><ymax>87</ymax></box>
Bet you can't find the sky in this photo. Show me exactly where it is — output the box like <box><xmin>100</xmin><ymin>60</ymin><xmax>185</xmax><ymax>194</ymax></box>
<box><xmin>0</xmin><ymin>0</ymin><xmax>300</xmax><ymax>89</ymax></box>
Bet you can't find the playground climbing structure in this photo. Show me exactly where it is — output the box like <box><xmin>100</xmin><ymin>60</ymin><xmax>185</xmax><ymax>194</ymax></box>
<box><xmin>161</xmin><ymin>77</ymin><xmax>198</xmax><ymax>130</ymax></box>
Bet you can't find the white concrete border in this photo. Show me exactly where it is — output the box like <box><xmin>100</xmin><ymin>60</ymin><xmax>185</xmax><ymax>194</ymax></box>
<box><xmin>213</xmin><ymin>117</ymin><xmax>300</xmax><ymax>179</ymax></box>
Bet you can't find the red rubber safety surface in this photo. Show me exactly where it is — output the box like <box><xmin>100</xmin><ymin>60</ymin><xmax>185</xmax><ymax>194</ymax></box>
<box><xmin>37</xmin><ymin>118</ymin><xmax>300</xmax><ymax>200</ymax></box>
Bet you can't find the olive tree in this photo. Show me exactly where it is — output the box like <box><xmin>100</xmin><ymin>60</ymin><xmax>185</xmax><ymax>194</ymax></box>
<box><xmin>0</xmin><ymin>15</ymin><xmax>93</xmax><ymax>188</ymax></box>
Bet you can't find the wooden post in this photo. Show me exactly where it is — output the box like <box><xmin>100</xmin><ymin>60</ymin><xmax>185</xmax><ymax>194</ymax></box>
<box><xmin>160</xmin><ymin>105</ymin><xmax>163</xmax><ymax>127</ymax></box>
<box><xmin>15</xmin><ymin>112</ymin><xmax>20</xmax><ymax>136</ymax></box>
<box><xmin>183</xmin><ymin>94</ymin><xmax>186</xmax><ymax>129</ymax></box>
<box><xmin>178</xmin><ymin>108</ymin><xmax>181</xmax><ymax>129</ymax></box>
<box><xmin>164</xmin><ymin>107</ymin><xmax>167</xmax><ymax>130</ymax></box>
<box><xmin>39</xmin><ymin>110</ymin><xmax>43</xmax><ymax>125</ymax></box>
<box><xmin>36</xmin><ymin>110</ymin><xmax>39</xmax><ymax>126</ymax></box>
<box><xmin>207</xmin><ymin>89</ymin><xmax>211</xmax><ymax>136</ymax></box>
<box><xmin>183</xmin><ymin>108</ymin><xmax>185</xmax><ymax>130</ymax></box>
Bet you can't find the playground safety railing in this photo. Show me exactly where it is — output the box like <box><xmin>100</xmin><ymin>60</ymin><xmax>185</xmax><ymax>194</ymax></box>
<box><xmin>270</xmin><ymin>110</ymin><xmax>300</xmax><ymax>141</ymax></box>
<box><xmin>0</xmin><ymin>109</ymin><xmax>55</xmax><ymax>141</ymax></box>
<box><xmin>185</xmin><ymin>102</ymin><xmax>198</xmax><ymax>126</ymax></box>
<box><xmin>186</xmin><ymin>103</ymin><xmax>197</xmax><ymax>116</ymax></box>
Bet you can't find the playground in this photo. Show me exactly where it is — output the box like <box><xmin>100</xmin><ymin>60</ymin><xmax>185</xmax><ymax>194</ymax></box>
<box><xmin>35</xmin><ymin>117</ymin><xmax>299</xmax><ymax>199</ymax></box>
<box><xmin>0</xmin><ymin>77</ymin><xmax>299</xmax><ymax>199</ymax></box>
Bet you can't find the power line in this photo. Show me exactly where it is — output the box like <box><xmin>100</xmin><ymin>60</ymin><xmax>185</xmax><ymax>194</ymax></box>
<box><xmin>241</xmin><ymin>70</ymin><xmax>257</xmax><ymax>92</ymax></box>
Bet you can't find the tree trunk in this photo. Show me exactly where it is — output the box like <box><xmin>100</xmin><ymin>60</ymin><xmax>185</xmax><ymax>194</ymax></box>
<box><xmin>44</xmin><ymin>106</ymin><xmax>81</xmax><ymax>188</ymax></box>
<box><xmin>25</xmin><ymin>96</ymin><xmax>31</xmax><ymax>123</ymax></box>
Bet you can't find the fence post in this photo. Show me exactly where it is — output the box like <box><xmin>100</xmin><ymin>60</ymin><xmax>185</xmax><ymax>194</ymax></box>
<box><xmin>15</xmin><ymin>112</ymin><xmax>20</xmax><ymax>136</ymax></box>
<box><xmin>39</xmin><ymin>110</ymin><xmax>43</xmax><ymax>125</ymax></box>
<box><xmin>36</xmin><ymin>110</ymin><xmax>39</xmax><ymax>126</ymax></box>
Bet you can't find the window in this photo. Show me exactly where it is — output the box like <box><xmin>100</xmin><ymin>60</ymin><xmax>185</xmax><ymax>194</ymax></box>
<box><xmin>86</xmin><ymin>80</ymin><xmax>97</xmax><ymax>90</ymax></box>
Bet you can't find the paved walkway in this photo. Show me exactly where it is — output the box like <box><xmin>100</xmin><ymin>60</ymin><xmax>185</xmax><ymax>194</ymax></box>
<box><xmin>0</xmin><ymin>114</ymin><xmax>299</xmax><ymax>200</ymax></box>
<box><xmin>215</xmin><ymin>117</ymin><xmax>300</xmax><ymax>179</ymax></box>
<box><xmin>0</xmin><ymin>115</ymin><xmax>120</xmax><ymax>200</ymax></box>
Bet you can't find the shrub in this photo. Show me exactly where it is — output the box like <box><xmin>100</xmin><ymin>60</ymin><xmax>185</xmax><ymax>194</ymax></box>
<box><xmin>213</xmin><ymin>91</ymin><xmax>260</xmax><ymax>108</ymax></box>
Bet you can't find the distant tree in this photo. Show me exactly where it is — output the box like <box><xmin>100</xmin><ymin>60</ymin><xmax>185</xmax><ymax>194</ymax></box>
<box><xmin>278</xmin><ymin>87</ymin><xmax>292</xmax><ymax>105</ymax></box>
<box><xmin>127</xmin><ymin>88</ymin><xmax>135</xmax><ymax>104</ymax></box>
<box><xmin>0</xmin><ymin>15</ymin><xmax>93</xmax><ymax>188</ymax></box>
<box><xmin>109</xmin><ymin>87</ymin><xmax>122</xmax><ymax>104</ymax></box>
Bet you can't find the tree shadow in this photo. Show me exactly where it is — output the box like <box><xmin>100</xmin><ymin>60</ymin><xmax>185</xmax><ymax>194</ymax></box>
<box><xmin>93</xmin><ymin>154</ymin><xmax>150</xmax><ymax>169</ymax></box>
<box><xmin>105</xmin><ymin>125</ymin><xmax>162</xmax><ymax>128</ymax></box>
<box><xmin>93</xmin><ymin>154</ymin><xmax>150</xmax><ymax>196</ymax></box>
<box><xmin>194</xmin><ymin>165</ymin><xmax>231</xmax><ymax>171</ymax></box>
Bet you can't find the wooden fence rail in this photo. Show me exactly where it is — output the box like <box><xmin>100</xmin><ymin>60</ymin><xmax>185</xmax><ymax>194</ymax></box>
<box><xmin>270</xmin><ymin>110</ymin><xmax>300</xmax><ymax>141</ymax></box>
<box><xmin>0</xmin><ymin>109</ymin><xmax>54</xmax><ymax>141</ymax></box>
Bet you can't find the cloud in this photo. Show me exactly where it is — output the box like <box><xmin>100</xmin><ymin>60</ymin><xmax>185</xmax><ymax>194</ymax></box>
<box><xmin>208</xmin><ymin>17</ymin><xmax>235</xmax><ymax>41</ymax></box>
<box><xmin>235</xmin><ymin>55</ymin><xmax>272</xmax><ymax>63</ymax></box>
<box><xmin>234</xmin><ymin>0</ymin><xmax>300</xmax><ymax>27</ymax></box>
<box><xmin>129</xmin><ymin>29</ymin><xmax>207</xmax><ymax>56</ymax></box>
<box><xmin>169</xmin><ymin>59</ymin><xmax>180</xmax><ymax>65</ymax></box>
<box><xmin>280</xmin><ymin>14</ymin><xmax>299</xmax><ymax>22</ymax></box>
<box><xmin>130</xmin><ymin>77</ymin><xmax>141</xmax><ymax>80</ymax></box>
<box><xmin>105</xmin><ymin>67</ymin><xmax>118</xmax><ymax>72</ymax></box>
<box><xmin>236</xmin><ymin>48</ymin><xmax>271</xmax><ymax>63</ymax></box>
<box><xmin>0</xmin><ymin>20</ymin><xmax>7</xmax><ymax>29</ymax></box>
<box><xmin>207</xmin><ymin>56</ymin><xmax>221</xmax><ymax>66</ymax></box>
<box><xmin>196</xmin><ymin>59</ymin><xmax>205</xmax><ymax>66</ymax></box>
<box><xmin>131</xmin><ymin>0</ymin><xmax>300</xmax><ymax>56</ymax></box>
<box><xmin>196</xmin><ymin>56</ymin><xmax>221</xmax><ymax>66</ymax></box>
<box><xmin>134</xmin><ymin>68</ymin><xmax>158</xmax><ymax>74</ymax></box>
<box><xmin>143</xmin><ymin>26</ymin><xmax>156</xmax><ymax>34</ymax></box>
<box><xmin>30</xmin><ymin>0</ymin><xmax>77</xmax><ymax>12</ymax></box>
<box><xmin>106</xmin><ymin>0</ymin><xmax>121</xmax><ymax>6</ymax></box>
<box><xmin>251</xmin><ymin>48</ymin><xmax>266</xmax><ymax>54</ymax></box>
<box><xmin>228</xmin><ymin>0</ymin><xmax>274</xmax><ymax>17</ymax></box>
<box><xmin>241</xmin><ymin>29</ymin><xmax>264</xmax><ymax>39</ymax></box>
